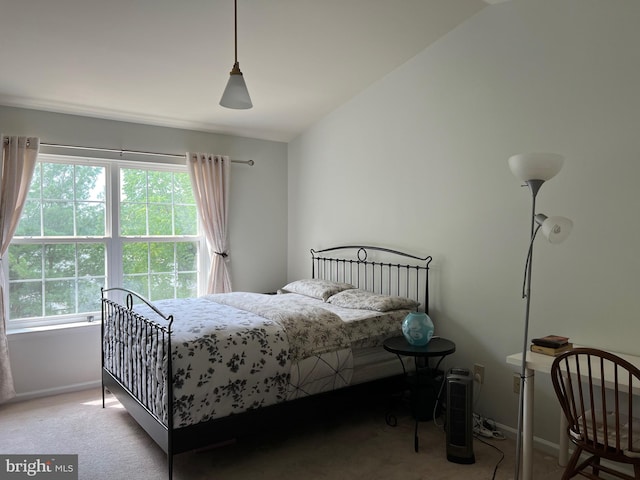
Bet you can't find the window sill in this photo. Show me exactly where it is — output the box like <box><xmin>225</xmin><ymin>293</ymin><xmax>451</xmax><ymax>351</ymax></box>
<box><xmin>7</xmin><ymin>320</ymin><xmax>102</xmax><ymax>337</ymax></box>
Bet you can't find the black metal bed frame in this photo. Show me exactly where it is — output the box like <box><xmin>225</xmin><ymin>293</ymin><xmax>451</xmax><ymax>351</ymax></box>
<box><xmin>101</xmin><ymin>246</ymin><xmax>432</xmax><ymax>480</ymax></box>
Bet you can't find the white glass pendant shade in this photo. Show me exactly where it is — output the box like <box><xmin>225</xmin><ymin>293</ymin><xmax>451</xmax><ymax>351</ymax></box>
<box><xmin>535</xmin><ymin>214</ymin><xmax>573</xmax><ymax>244</ymax></box>
<box><xmin>220</xmin><ymin>63</ymin><xmax>252</xmax><ymax>109</ymax></box>
<box><xmin>508</xmin><ymin>153</ymin><xmax>564</xmax><ymax>182</ymax></box>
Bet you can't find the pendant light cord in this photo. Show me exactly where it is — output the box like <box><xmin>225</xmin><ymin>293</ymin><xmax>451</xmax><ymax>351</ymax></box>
<box><xmin>234</xmin><ymin>0</ymin><xmax>238</xmax><ymax>65</ymax></box>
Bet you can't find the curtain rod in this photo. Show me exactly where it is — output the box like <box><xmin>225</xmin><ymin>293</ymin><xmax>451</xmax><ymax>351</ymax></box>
<box><xmin>3</xmin><ymin>138</ymin><xmax>255</xmax><ymax>166</ymax></box>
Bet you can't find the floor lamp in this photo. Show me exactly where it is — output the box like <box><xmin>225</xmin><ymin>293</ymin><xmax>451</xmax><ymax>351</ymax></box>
<box><xmin>508</xmin><ymin>153</ymin><xmax>573</xmax><ymax>480</ymax></box>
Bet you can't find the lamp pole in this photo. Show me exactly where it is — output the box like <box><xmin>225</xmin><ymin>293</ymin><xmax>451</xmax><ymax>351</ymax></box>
<box><xmin>514</xmin><ymin>179</ymin><xmax>543</xmax><ymax>480</ymax></box>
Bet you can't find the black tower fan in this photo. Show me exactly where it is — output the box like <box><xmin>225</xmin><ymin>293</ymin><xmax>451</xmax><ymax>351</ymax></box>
<box><xmin>445</xmin><ymin>368</ymin><xmax>475</xmax><ymax>464</ymax></box>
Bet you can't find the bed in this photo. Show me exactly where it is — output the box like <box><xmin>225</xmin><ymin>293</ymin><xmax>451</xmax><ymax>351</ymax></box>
<box><xmin>101</xmin><ymin>245</ymin><xmax>432</xmax><ymax>479</ymax></box>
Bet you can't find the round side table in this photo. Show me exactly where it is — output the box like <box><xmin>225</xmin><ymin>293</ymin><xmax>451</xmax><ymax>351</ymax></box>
<box><xmin>383</xmin><ymin>336</ymin><xmax>456</xmax><ymax>452</ymax></box>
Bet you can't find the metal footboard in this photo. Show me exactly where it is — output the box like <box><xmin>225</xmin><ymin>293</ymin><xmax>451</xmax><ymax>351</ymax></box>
<box><xmin>101</xmin><ymin>287</ymin><xmax>175</xmax><ymax>479</ymax></box>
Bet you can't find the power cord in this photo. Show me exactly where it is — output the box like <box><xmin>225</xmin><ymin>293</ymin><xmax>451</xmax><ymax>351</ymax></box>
<box><xmin>474</xmin><ymin>433</ymin><xmax>506</xmax><ymax>480</ymax></box>
<box><xmin>432</xmin><ymin>369</ymin><xmax>448</xmax><ymax>429</ymax></box>
<box><xmin>473</xmin><ymin>413</ymin><xmax>505</xmax><ymax>440</ymax></box>
<box><xmin>471</xmin><ymin>368</ymin><xmax>505</xmax><ymax>440</ymax></box>
<box><xmin>473</xmin><ymin>376</ymin><xmax>483</xmax><ymax>411</ymax></box>
<box><xmin>473</xmin><ymin>414</ymin><xmax>506</xmax><ymax>480</ymax></box>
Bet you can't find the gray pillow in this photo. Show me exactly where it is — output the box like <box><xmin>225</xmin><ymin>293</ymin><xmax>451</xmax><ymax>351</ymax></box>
<box><xmin>326</xmin><ymin>289</ymin><xmax>418</xmax><ymax>312</ymax></box>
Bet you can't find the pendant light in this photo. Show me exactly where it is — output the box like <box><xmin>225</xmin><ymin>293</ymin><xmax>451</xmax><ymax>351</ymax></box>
<box><xmin>219</xmin><ymin>0</ymin><xmax>253</xmax><ymax>109</ymax></box>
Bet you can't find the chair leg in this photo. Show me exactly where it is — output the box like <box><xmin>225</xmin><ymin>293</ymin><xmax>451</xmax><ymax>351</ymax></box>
<box><xmin>633</xmin><ymin>463</ymin><xmax>640</xmax><ymax>480</ymax></box>
<box><xmin>562</xmin><ymin>447</ymin><xmax>584</xmax><ymax>480</ymax></box>
<box><xmin>591</xmin><ymin>456</ymin><xmax>600</xmax><ymax>478</ymax></box>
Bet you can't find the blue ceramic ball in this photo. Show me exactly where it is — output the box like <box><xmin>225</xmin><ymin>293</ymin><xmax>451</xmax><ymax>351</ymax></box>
<box><xmin>402</xmin><ymin>312</ymin><xmax>434</xmax><ymax>346</ymax></box>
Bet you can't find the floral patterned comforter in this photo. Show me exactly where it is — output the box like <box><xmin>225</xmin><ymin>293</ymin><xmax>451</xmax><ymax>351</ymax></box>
<box><xmin>107</xmin><ymin>292</ymin><xmax>406</xmax><ymax>428</ymax></box>
<box><xmin>208</xmin><ymin>292</ymin><xmax>356</xmax><ymax>401</ymax></box>
<box><xmin>208</xmin><ymin>292</ymin><xmax>351</xmax><ymax>360</ymax></box>
<box><xmin>106</xmin><ymin>297</ymin><xmax>291</xmax><ymax>428</ymax></box>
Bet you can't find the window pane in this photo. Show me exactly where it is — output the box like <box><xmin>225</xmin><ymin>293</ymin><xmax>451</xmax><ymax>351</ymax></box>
<box><xmin>174</xmin><ymin>172</ymin><xmax>195</xmax><ymax>204</ymax></box>
<box><xmin>75</xmin><ymin>165</ymin><xmax>105</xmax><ymax>201</ymax></box>
<box><xmin>44</xmin><ymin>279</ymin><xmax>75</xmax><ymax>316</ymax></box>
<box><xmin>120</xmin><ymin>168</ymin><xmax>198</xmax><ymax>238</ymax></box>
<box><xmin>15</xmin><ymin>201</ymin><xmax>41</xmax><ymax>236</ymax></box>
<box><xmin>78</xmin><ymin>278</ymin><xmax>104</xmax><ymax>312</ymax></box>
<box><xmin>123</xmin><ymin>241</ymin><xmax>197</xmax><ymax>301</ymax></box>
<box><xmin>121</xmin><ymin>203</ymin><xmax>147</xmax><ymax>236</ymax></box>
<box><xmin>8</xmin><ymin>245</ymin><xmax>42</xmax><ymax>280</ymax></box>
<box><xmin>9</xmin><ymin>241</ymin><xmax>106</xmax><ymax>320</ymax></box>
<box><xmin>150</xmin><ymin>274</ymin><xmax>173</xmax><ymax>301</ymax></box>
<box><xmin>43</xmin><ymin>201</ymin><xmax>74</xmax><ymax>236</ymax></box>
<box><xmin>123</xmin><ymin>243</ymin><xmax>149</xmax><ymax>274</ymax></box>
<box><xmin>150</xmin><ymin>242</ymin><xmax>174</xmax><ymax>273</ymax></box>
<box><xmin>44</xmin><ymin>244</ymin><xmax>75</xmax><ymax>278</ymax></box>
<box><xmin>177</xmin><ymin>272</ymin><xmax>197</xmax><ymax>298</ymax></box>
<box><xmin>78</xmin><ymin>244</ymin><xmax>106</xmax><ymax>276</ymax></box>
<box><xmin>176</xmin><ymin>242</ymin><xmax>197</xmax><ymax>271</ymax></box>
<box><xmin>148</xmin><ymin>204</ymin><xmax>172</xmax><ymax>235</ymax></box>
<box><xmin>123</xmin><ymin>275</ymin><xmax>149</xmax><ymax>299</ymax></box>
<box><xmin>148</xmin><ymin>171</ymin><xmax>172</xmax><ymax>203</ymax></box>
<box><xmin>121</xmin><ymin>169</ymin><xmax>147</xmax><ymax>203</ymax></box>
<box><xmin>43</xmin><ymin>163</ymin><xmax>73</xmax><ymax>200</ymax></box>
<box><xmin>175</xmin><ymin>205</ymin><xmax>197</xmax><ymax>235</ymax></box>
<box><xmin>9</xmin><ymin>282</ymin><xmax>43</xmax><ymax>319</ymax></box>
<box><xmin>76</xmin><ymin>202</ymin><xmax>105</xmax><ymax>236</ymax></box>
<box><xmin>15</xmin><ymin>162</ymin><xmax>106</xmax><ymax>239</ymax></box>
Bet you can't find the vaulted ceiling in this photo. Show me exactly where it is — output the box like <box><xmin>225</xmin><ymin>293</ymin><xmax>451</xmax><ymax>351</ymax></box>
<box><xmin>0</xmin><ymin>0</ymin><xmax>491</xmax><ymax>142</ymax></box>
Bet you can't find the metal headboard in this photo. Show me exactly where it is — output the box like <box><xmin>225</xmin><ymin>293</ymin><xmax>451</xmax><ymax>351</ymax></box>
<box><xmin>310</xmin><ymin>245</ymin><xmax>432</xmax><ymax>313</ymax></box>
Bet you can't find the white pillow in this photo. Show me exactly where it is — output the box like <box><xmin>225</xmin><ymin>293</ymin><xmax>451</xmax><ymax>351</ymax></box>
<box><xmin>280</xmin><ymin>279</ymin><xmax>354</xmax><ymax>301</ymax></box>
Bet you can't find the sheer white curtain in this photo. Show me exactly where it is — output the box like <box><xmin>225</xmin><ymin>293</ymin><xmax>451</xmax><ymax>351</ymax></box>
<box><xmin>187</xmin><ymin>153</ymin><xmax>232</xmax><ymax>294</ymax></box>
<box><xmin>0</xmin><ymin>135</ymin><xmax>39</xmax><ymax>403</ymax></box>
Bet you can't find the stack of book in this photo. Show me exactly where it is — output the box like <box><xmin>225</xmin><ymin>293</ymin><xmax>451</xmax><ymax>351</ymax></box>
<box><xmin>530</xmin><ymin>335</ymin><xmax>572</xmax><ymax>356</ymax></box>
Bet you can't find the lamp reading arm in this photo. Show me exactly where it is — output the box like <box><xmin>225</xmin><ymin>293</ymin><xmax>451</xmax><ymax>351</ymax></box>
<box><xmin>520</xmin><ymin>214</ymin><xmax>573</xmax><ymax>298</ymax></box>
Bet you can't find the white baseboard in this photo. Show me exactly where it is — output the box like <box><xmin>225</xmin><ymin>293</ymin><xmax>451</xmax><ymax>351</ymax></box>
<box><xmin>9</xmin><ymin>381</ymin><xmax>101</xmax><ymax>403</ymax></box>
<box><xmin>493</xmin><ymin>421</ymin><xmax>561</xmax><ymax>458</ymax></box>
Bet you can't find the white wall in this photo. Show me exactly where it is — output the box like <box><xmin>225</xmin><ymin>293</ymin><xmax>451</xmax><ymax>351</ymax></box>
<box><xmin>288</xmin><ymin>0</ymin><xmax>640</xmax><ymax>447</ymax></box>
<box><xmin>1</xmin><ymin>105</ymin><xmax>288</xmax><ymax>399</ymax></box>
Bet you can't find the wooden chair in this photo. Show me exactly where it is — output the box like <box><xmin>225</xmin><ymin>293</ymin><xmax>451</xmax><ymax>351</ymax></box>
<box><xmin>551</xmin><ymin>348</ymin><xmax>640</xmax><ymax>479</ymax></box>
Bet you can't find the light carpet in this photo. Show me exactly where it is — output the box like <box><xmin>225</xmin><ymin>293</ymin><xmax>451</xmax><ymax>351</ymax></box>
<box><xmin>0</xmin><ymin>388</ymin><xmax>564</xmax><ymax>480</ymax></box>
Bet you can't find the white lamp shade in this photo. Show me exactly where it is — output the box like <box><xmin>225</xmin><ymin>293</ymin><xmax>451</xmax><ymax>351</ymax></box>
<box><xmin>508</xmin><ymin>153</ymin><xmax>564</xmax><ymax>182</ymax></box>
<box><xmin>220</xmin><ymin>72</ymin><xmax>253</xmax><ymax>109</ymax></box>
<box><xmin>536</xmin><ymin>215</ymin><xmax>573</xmax><ymax>244</ymax></box>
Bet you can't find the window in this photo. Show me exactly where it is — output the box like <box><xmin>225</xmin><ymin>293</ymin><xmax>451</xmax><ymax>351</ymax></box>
<box><xmin>119</xmin><ymin>168</ymin><xmax>199</xmax><ymax>300</ymax></box>
<box><xmin>7</xmin><ymin>155</ymin><xmax>204</xmax><ymax>329</ymax></box>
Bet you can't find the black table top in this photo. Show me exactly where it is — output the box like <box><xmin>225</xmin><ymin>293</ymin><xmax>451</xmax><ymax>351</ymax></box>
<box><xmin>383</xmin><ymin>336</ymin><xmax>456</xmax><ymax>357</ymax></box>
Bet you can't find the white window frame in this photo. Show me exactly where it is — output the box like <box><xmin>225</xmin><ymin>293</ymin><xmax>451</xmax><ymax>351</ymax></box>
<box><xmin>6</xmin><ymin>153</ymin><xmax>208</xmax><ymax>330</ymax></box>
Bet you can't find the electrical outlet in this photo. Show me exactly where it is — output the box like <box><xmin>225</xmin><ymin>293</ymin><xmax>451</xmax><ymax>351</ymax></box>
<box><xmin>513</xmin><ymin>373</ymin><xmax>520</xmax><ymax>394</ymax></box>
<box><xmin>473</xmin><ymin>363</ymin><xmax>485</xmax><ymax>384</ymax></box>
